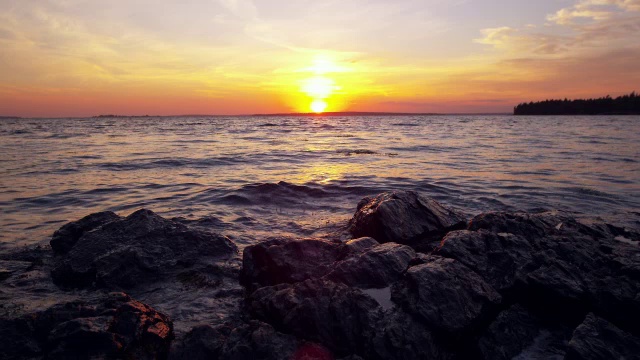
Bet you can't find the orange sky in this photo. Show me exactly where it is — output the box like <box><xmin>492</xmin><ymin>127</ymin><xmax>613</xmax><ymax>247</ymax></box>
<box><xmin>1</xmin><ymin>0</ymin><xmax>639</xmax><ymax>117</ymax></box>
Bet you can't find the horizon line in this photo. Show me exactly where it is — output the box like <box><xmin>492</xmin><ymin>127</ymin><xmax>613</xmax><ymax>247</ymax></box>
<box><xmin>0</xmin><ymin>111</ymin><xmax>514</xmax><ymax>119</ymax></box>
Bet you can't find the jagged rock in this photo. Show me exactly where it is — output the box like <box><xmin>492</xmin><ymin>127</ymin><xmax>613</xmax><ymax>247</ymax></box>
<box><xmin>391</xmin><ymin>256</ymin><xmax>501</xmax><ymax>335</ymax></box>
<box><xmin>566</xmin><ymin>313</ymin><xmax>640</xmax><ymax>360</ymax></box>
<box><xmin>240</xmin><ymin>238</ymin><xmax>343</xmax><ymax>288</ymax></box>
<box><xmin>325</xmin><ymin>242</ymin><xmax>416</xmax><ymax>288</ymax></box>
<box><xmin>436</xmin><ymin>230</ymin><xmax>534</xmax><ymax>294</ymax></box>
<box><xmin>349</xmin><ymin>191</ymin><xmax>466</xmax><ymax>250</ymax></box>
<box><xmin>248</xmin><ymin>279</ymin><xmax>382</xmax><ymax>356</ymax></box>
<box><xmin>219</xmin><ymin>321</ymin><xmax>302</xmax><ymax>360</ymax></box>
<box><xmin>51</xmin><ymin>209</ymin><xmax>237</xmax><ymax>289</ymax></box>
<box><xmin>478</xmin><ymin>304</ymin><xmax>572</xmax><ymax>360</ymax></box>
<box><xmin>0</xmin><ymin>292</ymin><xmax>173</xmax><ymax>359</ymax></box>
<box><xmin>169</xmin><ymin>324</ymin><xmax>230</xmax><ymax>360</ymax></box>
<box><xmin>50</xmin><ymin>211</ymin><xmax>121</xmax><ymax>254</ymax></box>
<box><xmin>343</xmin><ymin>237</ymin><xmax>379</xmax><ymax>255</ymax></box>
<box><xmin>368</xmin><ymin>309</ymin><xmax>453</xmax><ymax>360</ymax></box>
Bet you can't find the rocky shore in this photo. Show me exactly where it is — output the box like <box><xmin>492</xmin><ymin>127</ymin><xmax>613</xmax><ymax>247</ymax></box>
<box><xmin>1</xmin><ymin>191</ymin><xmax>639</xmax><ymax>359</ymax></box>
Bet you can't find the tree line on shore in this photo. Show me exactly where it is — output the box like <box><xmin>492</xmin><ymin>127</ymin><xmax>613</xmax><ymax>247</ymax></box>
<box><xmin>514</xmin><ymin>92</ymin><xmax>640</xmax><ymax>115</ymax></box>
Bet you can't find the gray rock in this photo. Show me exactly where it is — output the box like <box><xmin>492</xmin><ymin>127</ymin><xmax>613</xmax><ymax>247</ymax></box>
<box><xmin>51</xmin><ymin>209</ymin><xmax>237</xmax><ymax>289</ymax></box>
<box><xmin>325</xmin><ymin>242</ymin><xmax>416</xmax><ymax>288</ymax></box>
<box><xmin>240</xmin><ymin>237</ymin><xmax>343</xmax><ymax>288</ymax></box>
<box><xmin>478</xmin><ymin>304</ymin><xmax>571</xmax><ymax>360</ymax></box>
<box><xmin>368</xmin><ymin>309</ymin><xmax>453</xmax><ymax>360</ymax></box>
<box><xmin>344</xmin><ymin>237</ymin><xmax>379</xmax><ymax>255</ymax></box>
<box><xmin>391</xmin><ymin>256</ymin><xmax>501</xmax><ymax>335</ymax></box>
<box><xmin>50</xmin><ymin>211</ymin><xmax>121</xmax><ymax>254</ymax></box>
<box><xmin>0</xmin><ymin>292</ymin><xmax>173</xmax><ymax>360</ymax></box>
<box><xmin>436</xmin><ymin>230</ymin><xmax>534</xmax><ymax>293</ymax></box>
<box><xmin>349</xmin><ymin>191</ymin><xmax>466</xmax><ymax>250</ymax></box>
<box><xmin>248</xmin><ymin>278</ymin><xmax>382</xmax><ymax>356</ymax></box>
<box><xmin>566</xmin><ymin>313</ymin><xmax>640</xmax><ymax>360</ymax></box>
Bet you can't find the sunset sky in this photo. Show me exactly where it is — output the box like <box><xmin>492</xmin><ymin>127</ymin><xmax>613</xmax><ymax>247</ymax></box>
<box><xmin>1</xmin><ymin>0</ymin><xmax>639</xmax><ymax>117</ymax></box>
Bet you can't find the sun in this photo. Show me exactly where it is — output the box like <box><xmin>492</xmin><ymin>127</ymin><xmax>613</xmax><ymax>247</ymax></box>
<box><xmin>311</xmin><ymin>99</ymin><xmax>327</xmax><ymax>113</ymax></box>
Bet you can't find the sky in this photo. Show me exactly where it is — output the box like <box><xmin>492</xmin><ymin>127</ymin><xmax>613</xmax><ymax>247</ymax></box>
<box><xmin>0</xmin><ymin>0</ymin><xmax>639</xmax><ymax>117</ymax></box>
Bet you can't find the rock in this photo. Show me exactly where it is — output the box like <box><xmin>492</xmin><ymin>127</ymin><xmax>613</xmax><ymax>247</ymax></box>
<box><xmin>344</xmin><ymin>237</ymin><xmax>379</xmax><ymax>255</ymax></box>
<box><xmin>368</xmin><ymin>309</ymin><xmax>453</xmax><ymax>360</ymax></box>
<box><xmin>436</xmin><ymin>230</ymin><xmax>534</xmax><ymax>294</ymax></box>
<box><xmin>478</xmin><ymin>304</ymin><xmax>572</xmax><ymax>360</ymax></box>
<box><xmin>170</xmin><ymin>321</ymin><xmax>334</xmax><ymax>360</ymax></box>
<box><xmin>169</xmin><ymin>324</ymin><xmax>230</xmax><ymax>360</ymax></box>
<box><xmin>325</xmin><ymin>242</ymin><xmax>416</xmax><ymax>288</ymax></box>
<box><xmin>51</xmin><ymin>209</ymin><xmax>238</xmax><ymax>289</ymax></box>
<box><xmin>50</xmin><ymin>211</ymin><xmax>121</xmax><ymax>254</ymax></box>
<box><xmin>349</xmin><ymin>191</ymin><xmax>466</xmax><ymax>250</ymax></box>
<box><xmin>0</xmin><ymin>260</ymin><xmax>32</xmax><ymax>282</ymax></box>
<box><xmin>0</xmin><ymin>292</ymin><xmax>173</xmax><ymax>359</ymax></box>
<box><xmin>240</xmin><ymin>238</ymin><xmax>343</xmax><ymax>288</ymax></box>
<box><xmin>566</xmin><ymin>313</ymin><xmax>640</xmax><ymax>360</ymax></box>
<box><xmin>391</xmin><ymin>256</ymin><xmax>501</xmax><ymax>335</ymax></box>
<box><xmin>248</xmin><ymin>279</ymin><xmax>382</xmax><ymax>356</ymax></box>
<box><xmin>219</xmin><ymin>321</ymin><xmax>301</xmax><ymax>360</ymax></box>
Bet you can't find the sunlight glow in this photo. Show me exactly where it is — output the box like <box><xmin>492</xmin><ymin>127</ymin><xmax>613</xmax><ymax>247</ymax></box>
<box><xmin>311</xmin><ymin>99</ymin><xmax>327</xmax><ymax>113</ymax></box>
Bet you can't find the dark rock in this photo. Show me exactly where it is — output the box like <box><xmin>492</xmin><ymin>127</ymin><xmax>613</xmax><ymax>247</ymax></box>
<box><xmin>248</xmin><ymin>278</ymin><xmax>382</xmax><ymax>356</ymax></box>
<box><xmin>343</xmin><ymin>237</ymin><xmax>379</xmax><ymax>255</ymax></box>
<box><xmin>240</xmin><ymin>238</ymin><xmax>343</xmax><ymax>288</ymax></box>
<box><xmin>50</xmin><ymin>211</ymin><xmax>121</xmax><ymax>254</ymax></box>
<box><xmin>368</xmin><ymin>309</ymin><xmax>453</xmax><ymax>360</ymax></box>
<box><xmin>391</xmin><ymin>256</ymin><xmax>501</xmax><ymax>335</ymax></box>
<box><xmin>0</xmin><ymin>260</ymin><xmax>32</xmax><ymax>282</ymax></box>
<box><xmin>169</xmin><ymin>324</ymin><xmax>230</xmax><ymax>360</ymax></box>
<box><xmin>220</xmin><ymin>321</ymin><xmax>306</xmax><ymax>360</ymax></box>
<box><xmin>0</xmin><ymin>292</ymin><xmax>173</xmax><ymax>360</ymax></box>
<box><xmin>51</xmin><ymin>209</ymin><xmax>237</xmax><ymax>289</ymax></box>
<box><xmin>349</xmin><ymin>191</ymin><xmax>466</xmax><ymax>249</ymax></box>
<box><xmin>436</xmin><ymin>230</ymin><xmax>534</xmax><ymax>294</ymax></box>
<box><xmin>478</xmin><ymin>304</ymin><xmax>572</xmax><ymax>360</ymax></box>
<box><xmin>325</xmin><ymin>242</ymin><xmax>416</xmax><ymax>288</ymax></box>
<box><xmin>566</xmin><ymin>313</ymin><xmax>640</xmax><ymax>360</ymax></box>
<box><xmin>170</xmin><ymin>321</ymin><xmax>334</xmax><ymax>360</ymax></box>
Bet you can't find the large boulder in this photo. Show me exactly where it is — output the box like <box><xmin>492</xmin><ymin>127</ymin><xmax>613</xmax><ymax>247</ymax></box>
<box><xmin>51</xmin><ymin>209</ymin><xmax>238</xmax><ymax>289</ymax></box>
<box><xmin>247</xmin><ymin>279</ymin><xmax>382</xmax><ymax>356</ymax></box>
<box><xmin>240</xmin><ymin>238</ymin><xmax>344</xmax><ymax>289</ymax></box>
<box><xmin>368</xmin><ymin>309</ymin><xmax>453</xmax><ymax>360</ymax></box>
<box><xmin>349</xmin><ymin>191</ymin><xmax>466</xmax><ymax>250</ymax></box>
<box><xmin>0</xmin><ymin>292</ymin><xmax>173</xmax><ymax>360</ymax></box>
<box><xmin>170</xmin><ymin>321</ymin><xmax>315</xmax><ymax>360</ymax></box>
<box><xmin>50</xmin><ymin>211</ymin><xmax>121</xmax><ymax>254</ymax></box>
<box><xmin>566</xmin><ymin>313</ymin><xmax>640</xmax><ymax>360</ymax></box>
<box><xmin>478</xmin><ymin>304</ymin><xmax>572</xmax><ymax>360</ymax></box>
<box><xmin>391</xmin><ymin>256</ymin><xmax>501</xmax><ymax>335</ymax></box>
<box><xmin>436</xmin><ymin>230</ymin><xmax>534</xmax><ymax>294</ymax></box>
<box><xmin>325</xmin><ymin>242</ymin><xmax>416</xmax><ymax>288</ymax></box>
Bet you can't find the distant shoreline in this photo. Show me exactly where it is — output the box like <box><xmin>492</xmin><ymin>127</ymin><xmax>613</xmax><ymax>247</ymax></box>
<box><xmin>2</xmin><ymin>112</ymin><xmax>512</xmax><ymax>119</ymax></box>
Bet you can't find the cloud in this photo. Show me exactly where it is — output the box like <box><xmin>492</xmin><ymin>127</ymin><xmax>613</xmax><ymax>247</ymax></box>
<box><xmin>547</xmin><ymin>0</ymin><xmax>640</xmax><ymax>24</ymax></box>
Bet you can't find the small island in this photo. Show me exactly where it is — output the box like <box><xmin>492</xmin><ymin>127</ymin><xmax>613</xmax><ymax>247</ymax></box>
<box><xmin>514</xmin><ymin>92</ymin><xmax>640</xmax><ymax>115</ymax></box>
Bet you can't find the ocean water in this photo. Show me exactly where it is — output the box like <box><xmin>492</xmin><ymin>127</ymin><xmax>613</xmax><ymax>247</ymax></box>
<box><xmin>1</xmin><ymin>115</ymin><xmax>639</xmax><ymax>250</ymax></box>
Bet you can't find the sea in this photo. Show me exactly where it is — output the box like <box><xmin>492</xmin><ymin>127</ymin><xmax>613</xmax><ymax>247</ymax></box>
<box><xmin>1</xmin><ymin>115</ymin><xmax>639</xmax><ymax>251</ymax></box>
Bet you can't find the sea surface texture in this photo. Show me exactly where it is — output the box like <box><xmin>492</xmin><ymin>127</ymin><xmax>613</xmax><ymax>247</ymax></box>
<box><xmin>1</xmin><ymin>115</ymin><xmax>639</xmax><ymax>250</ymax></box>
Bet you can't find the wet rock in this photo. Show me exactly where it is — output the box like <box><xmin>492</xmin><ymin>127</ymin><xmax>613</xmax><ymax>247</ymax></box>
<box><xmin>170</xmin><ymin>321</ymin><xmax>308</xmax><ymax>360</ymax></box>
<box><xmin>50</xmin><ymin>211</ymin><xmax>121</xmax><ymax>254</ymax></box>
<box><xmin>436</xmin><ymin>230</ymin><xmax>534</xmax><ymax>293</ymax></box>
<box><xmin>325</xmin><ymin>242</ymin><xmax>416</xmax><ymax>288</ymax></box>
<box><xmin>169</xmin><ymin>324</ymin><xmax>229</xmax><ymax>360</ymax></box>
<box><xmin>566</xmin><ymin>313</ymin><xmax>640</xmax><ymax>360</ymax></box>
<box><xmin>391</xmin><ymin>256</ymin><xmax>501</xmax><ymax>335</ymax></box>
<box><xmin>248</xmin><ymin>278</ymin><xmax>382</xmax><ymax>356</ymax></box>
<box><xmin>0</xmin><ymin>292</ymin><xmax>173</xmax><ymax>359</ymax></box>
<box><xmin>368</xmin><ymin>309</ymin><xmax>453</xmax><ymax>360</ymax></box>
<box><xmin>343</xmin><ymin>237</ymin><xmax>379</xmax><ymax>255</ymax></box>
<box><xmin>240</xmin><ymin>238</ymin><xmax>343</xmax><ymax>288</ymax></box>
<box><xmin>478</xmin><ymin>304</ymin><xmax>572</xmax><ymax>360</ymax></box>
<box><xmin>219</xmin><ymin>321</ymin><xmax>303</xmax><ymax>360</ymax></box>
<box><xmin>349</xmin><ymin>191</ymin><xmax>466</xmax><ymax>250</ymax></box>
<box><xmin>51</xmin><ymin>209</ymin><xmax>238</xmax><ymax>289</ymax></box>
<box><xmin>0</xmin><ymin>260</ymin><xmax>32</xmax><ymax>282</ymax></box>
